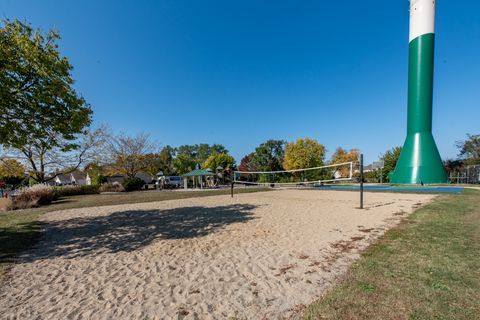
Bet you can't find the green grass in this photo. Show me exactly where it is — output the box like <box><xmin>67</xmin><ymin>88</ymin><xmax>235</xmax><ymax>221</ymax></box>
<box><xmin>0</xmin><ymin>187</ymin><xmax>267</xmax><ymax>281</ymax></box>
<box><xmin>303</xmin><ymin>189</ymin><xmax>480</xmax><ymax>320</ymax></box>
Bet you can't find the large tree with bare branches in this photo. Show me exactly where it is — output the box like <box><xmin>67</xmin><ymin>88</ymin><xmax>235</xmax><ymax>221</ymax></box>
<box><xmin>109</xmin><ymin>133</ymin><xmax>156</xmax><ymax>178</ymax></box>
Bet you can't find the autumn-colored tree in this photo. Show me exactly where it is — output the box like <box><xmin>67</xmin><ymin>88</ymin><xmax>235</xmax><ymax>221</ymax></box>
<box><xmin>0</xmin><ymin>158</ymin><xmax>25</xmax><ymax>187</ymax></box>
<box><xmin>109</xmin><ymin>133</ymin><xmax>156</xmax><ymax>178</ymax></box>
<box><xmin>238</xmin><ymin>153</ymin><xmax>255</xmax><ymax>172</ymax></box>
<box><xmin>0</xmin><ymin>159</ymin><xmax>25</xmax><ymax>178</ymax></box>
<box><xmin>202</xmin><ymin>153</ymin><xmax>235</xmax><ymax>172</ymax></box>
<box><xmin>283</xmin><ymin>138</ymin><xmax>326</xmax><ymax>170</ymax></box>
<box><xmin>330</xmin><ymin>147</ymin><xmax>359</xmax><ymax>177</ymax></box>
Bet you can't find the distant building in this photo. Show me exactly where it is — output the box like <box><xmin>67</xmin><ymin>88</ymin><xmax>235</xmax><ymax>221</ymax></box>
<box><xmin>51</xmin><ymin>170</ymin><xmax>87</xmax><ymax>186</ymax></box>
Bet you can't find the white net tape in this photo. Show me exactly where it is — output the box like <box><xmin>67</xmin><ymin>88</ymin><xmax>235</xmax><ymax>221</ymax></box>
<box><xmin>234</xmin><ymin>161</ymin><xmax>354</xmax><ymax>187</ymax></box>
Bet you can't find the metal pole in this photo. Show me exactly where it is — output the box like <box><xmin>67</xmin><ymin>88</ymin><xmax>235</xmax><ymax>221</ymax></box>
<box><xmin>230</xmin><ymin>170</ymin><xmax>234</xmax><ymax>198</ymax></box>
<box><xmin>360</xmin><ymin>154</ymin><xmax>364</xmax><ymax>209</ymax></box>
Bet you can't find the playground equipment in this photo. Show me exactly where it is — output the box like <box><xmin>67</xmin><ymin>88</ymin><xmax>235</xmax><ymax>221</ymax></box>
<box><xmin>390</xmin><ymin>0</ymin><xmax>448</xmax><ymax>184</ymax></box>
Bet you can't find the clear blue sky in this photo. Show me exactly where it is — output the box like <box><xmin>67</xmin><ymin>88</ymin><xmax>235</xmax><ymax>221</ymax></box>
<box><xmin>2</xmin><ymin>0</ymin><xmax>479</xmax><ymax>164</ymax></box>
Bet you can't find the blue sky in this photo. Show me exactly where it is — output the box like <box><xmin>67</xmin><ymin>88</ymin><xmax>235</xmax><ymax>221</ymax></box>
<box><xmin>2</xmin><ymin>0</ymin><xmax>479</xmax><ymax>164</ymax></box>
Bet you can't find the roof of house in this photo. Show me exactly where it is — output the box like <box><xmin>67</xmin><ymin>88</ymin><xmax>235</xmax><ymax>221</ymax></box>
<box><xmin>70</xmin><ymin>170</ymin><xmax>86</xmax><ymax>180</ymax></box>
<box><xmin>182</xmin><ymin>169</ymin><xmax>215</xmax><ymax>177</ymax></box>
<box><xmin>55</xmin><ymin>175</ymin><xmax>70</xmax><ymax>183</ymax></box>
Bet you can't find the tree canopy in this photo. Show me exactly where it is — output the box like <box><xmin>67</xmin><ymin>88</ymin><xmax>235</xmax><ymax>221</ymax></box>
<box><xmin>382</xmin><ymin>146</ymin><xmax>402</xmax><ymax>182</ymax></box>
<box><xmin>202</xmin><ymin>153</ymin><xmax>235</xmax><ymax>172</ymax></box>
<box><xmin>0</xmin><ymin>158</ymin><xmax>25</xmax><ymax>178</ymax></box>
<box><xmin>251</xmin><ymin>139</ymin><xmax>285</xmax><ymax>172</ymax></box>
<box><xmin>109</xmin><ymin>133</ymin><xmax>156</xmax><ymax>178</ymax></box>
<box><xmin>0</xmin><ymin>20</ymin><xmax>94</xmax><ymax>182</ymax></box>
<box><xmin>456</xmin><ymin>134</ymin><xmax>480</xmax><ymax>165</ymax></box>
<box><xmin>283</xmin><ymin>138</ymin><xmax>325</xmax><ymax>170</ymax></box>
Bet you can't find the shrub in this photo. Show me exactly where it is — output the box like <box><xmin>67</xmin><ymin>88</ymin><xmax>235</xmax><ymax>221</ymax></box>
<box><xmin>13</xmin><ymin>184</ymin><xmax>55</xmax><ymax>209</ymax></box>
<box><xmin>53</xmin><ymin>185</ymin><xmax>100</xmax><ymax>198</ymax></box>
<box><xmin>0</xmin><ymin>198</ymin><xmax>14</xmax><ymax>211</ymax></box>
<box><xmin>122</xmin><ymin>177</ymin><xmax>145</xmax><ymax>191</ymax></box>
<box><xmin>99</xmin><ymin>182</ymin><xmax>125</xmax><ymax>193</ymax></box>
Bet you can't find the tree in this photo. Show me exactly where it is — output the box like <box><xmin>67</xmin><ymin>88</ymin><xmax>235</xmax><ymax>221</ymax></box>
<box><xmin>176</xmin><ymin>143</ymin><xmax>228</xmax><ymax>165</ymax></box>
<box><xmin>330</xmin><ymin>147</ymin><xmax>359</xmax><ymax>177</ymax></box>
<box><xmin>84</xmin><ymin>162</ymin><xmax>107</xmax><ymax>186</ymax></box>
<box><xmin>283</xmin><ymin>138</ymin><xmax>326</xmax><ymax>170</ymax></box>
<box><xmin>238</xmin><ymin>153</ymin><xmax>256</xmax><ymax>172</ymax></box>
<box><xmin>251</xmin><ymin>140</ymin><xmax>286</xmax><ymax>172</ymax></box>
<box><xmin>157</xmin><ymin>145</ymin><xmax>176</xmax><ymax>175</ymax></box>
<box><xmin>0</xmin><ymin>158</ymin><xmax>25</xmax><ymax>186</ymax></box>
<box><xmin>109</xmin><ymin>133</ymin><xmax>155</xmax><ymax>178</ymax></box>
<box><xmin>456</xmin><ymin>134</ymin><xmax>480</xmax><ymax>165</ymax></box>
<box><xmin>0</xmin><ymin>20</ymin><xmax>95</xmax><ymax>183</ymax></box>
<box><xmin>0</xmin><ymin>158</ymin><xmax>25</xmax><ymax>177</ymax></box>
<box><xmin>143</xmin><ymin>153</ymin><xmax>163</xmax><ymax>177</ymax></box>
<box><xmin>173</xmin><ymin>154</ymin><xmax>196</xmax><ymax>175</ymax></box>
<box><xmin>202</xmin><ymin>153</ymin><xmax>235</xmax><ymax>171</ymax></box>
<box><xmin>381</xmin><ymin>146</ymin><xmax>402</xmax><ymax>182</ymax></box>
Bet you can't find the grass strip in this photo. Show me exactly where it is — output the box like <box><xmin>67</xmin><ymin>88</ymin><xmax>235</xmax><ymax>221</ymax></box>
<box><xmin>304</xmin><ymin>189</ymin><xmax>480</xmax><ymax>320</ymax></box>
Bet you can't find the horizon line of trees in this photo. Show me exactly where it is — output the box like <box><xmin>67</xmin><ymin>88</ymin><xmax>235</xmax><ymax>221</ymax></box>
<box><xmin>1</xmin><ymin>19</ymin><xmax>479</xmax><ymax>188</ymax></box>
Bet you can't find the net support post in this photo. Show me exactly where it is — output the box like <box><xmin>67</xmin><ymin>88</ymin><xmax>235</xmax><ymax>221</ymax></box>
<box><xmin>360</xmin><ymin>154</ymin><xmax>364</xmax><ymax>209</ymax></box>
<box><xmin>230</xmin><ymin>169</ymin><xmax>234</xmax><ymax>198</ymax></box>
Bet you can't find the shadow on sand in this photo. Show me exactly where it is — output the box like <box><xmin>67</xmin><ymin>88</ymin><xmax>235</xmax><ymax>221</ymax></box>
<box><xmin>17</xmin><ymin>203</ymin><xmax>258</xmax><ymax>261</ymax></box>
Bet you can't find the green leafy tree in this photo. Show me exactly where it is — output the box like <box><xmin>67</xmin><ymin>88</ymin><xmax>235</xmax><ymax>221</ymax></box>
<box><xmin>456</xmin><ymin>134</ymin><xmax>480</xmax><ymax>165</ymax></box>
<box><xmin>85</xmin><ymin>163</ymin><xmax>106</xmax><ymax>186</ymax></box>
<box><xmin>0</xmin><ymin>20</ymin><xmax>95</xmax><ymax>183</ymax></box>
<box><xmin>251</xmin><ymin>140</ymin><xmax>286</xmax><ymax>172</ymax></box>
<box><xmin>202</xmin><ymin>153</ymin><xmax>235</xmax><ymax>171</ymax></box>
<box><xmin>173</xmin><ymin>154</ymin><xmax>196</xmax><ymax>175</ymax></box>
<box><xmin>142</xmin><ymin>153</ymin><xmax>163</xmax><ymax>177</ymax></box>
<box><xmin>281</xmin><ymin>138</ymin><xmax>326</xmax><ymax>182</ymax></box>
<box><xmin>176</xmin><ymin>144</ymin><xmax>228</xmax><ymax>165</ymax></box>
<box><xmin>381</xmin><ymin>146</ymin><xmax>402</xmax><ymax>182</ymax></box>
<box><xmin>158</xmin><ymin>146</ymin><xmax>176</xmax><ymax>175</ymax></box>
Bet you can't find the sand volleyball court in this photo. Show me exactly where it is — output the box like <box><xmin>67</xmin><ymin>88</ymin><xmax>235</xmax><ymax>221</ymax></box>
<box><xmin>0</xmin><ymin>190</ymin><xmax>434</xmax><ymax>319</ymax></box>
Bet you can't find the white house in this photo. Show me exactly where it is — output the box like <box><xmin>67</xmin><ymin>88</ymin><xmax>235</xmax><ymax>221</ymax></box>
<box><xmin>51</xmin><ymin>170</ymin><xmax>87</xmax><ymax>186</ymax></box>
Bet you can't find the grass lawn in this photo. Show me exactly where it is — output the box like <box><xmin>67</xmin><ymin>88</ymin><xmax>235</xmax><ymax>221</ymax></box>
<box><xmin>303</xmin><ymin>189</ymin><xmax>480</xmax><ymax>320</ymax></box>
<box><xmin>0</xmin><ymin>187</ymin><xmax>267</xmax><ymax>281</ymax></box>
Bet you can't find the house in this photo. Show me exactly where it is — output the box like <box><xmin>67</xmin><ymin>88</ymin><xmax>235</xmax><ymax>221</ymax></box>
<box><xmin>85</xmin><ymin>171</ymin><xmax>154</xmax><ymax>186</ymax></box>
<box><xmin>70</xmin><ymin>171</ymin><xmax>86</xmax><ymax>185</ymax></box>
<box><xmin>51</xmin><ymin>170</ymin><xmax>87</xmax><ymax>186</ymax></box>
<box><xmin>52</xmin><ymin>174</ymin><xmax>70</xmax><ymax>186</ymax></box>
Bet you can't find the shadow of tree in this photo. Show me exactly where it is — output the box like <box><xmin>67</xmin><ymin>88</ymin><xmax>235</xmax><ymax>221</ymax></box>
<box><xmin>17</xmin><ymin>203</ymin><xmax>257</xmax><ymax>261</ymax></box>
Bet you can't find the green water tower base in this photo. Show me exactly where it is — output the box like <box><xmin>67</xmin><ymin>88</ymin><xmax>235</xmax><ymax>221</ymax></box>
<box><xmin>390</xmin><ymin>132</ymin><xmax>448</xmax><ymax>184</ymax></box>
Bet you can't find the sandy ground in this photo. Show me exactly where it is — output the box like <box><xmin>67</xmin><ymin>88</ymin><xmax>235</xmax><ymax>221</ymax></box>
<box><xmin>0</xmin><ymin>190</ymin><xmax>434</xmax><ymax>319</ymax></box>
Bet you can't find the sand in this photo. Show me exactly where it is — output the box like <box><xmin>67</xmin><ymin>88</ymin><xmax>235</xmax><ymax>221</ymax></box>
<box><xmin>0</xmin><ymin>190</ymin><xmax>434</xmax><ymax>319</ymax></box>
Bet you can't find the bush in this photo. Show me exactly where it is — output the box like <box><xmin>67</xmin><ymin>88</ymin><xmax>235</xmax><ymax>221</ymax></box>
<box><xmin>122</xmin><ymin>177</ymin><xmax>145</xmax><ymax>191</ymax></box>
<box><xmin>99</xmin><ymin>182</ymin><xmax>125</xmax><ymax>193</ymax></box>
<box><xmin>13</xmin><ymin>184</ymin><xmax>55</xmax><ymax>209</ymax></box>
<box><xmin>0</xmin><ymin>198</ymin><xmax>14</xmax><ymax>211</ymax></box>
<box><xmin>53</xmin><ymin>185</ymin><xmax>100</xmax><ymax>198</ymax></box>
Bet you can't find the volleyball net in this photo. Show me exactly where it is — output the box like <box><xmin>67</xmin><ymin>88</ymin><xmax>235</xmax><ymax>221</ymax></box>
<box><xmin>233</xmin><ymin>161</ymin><xmax>355</xmax><ymax>188</ymax></box>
